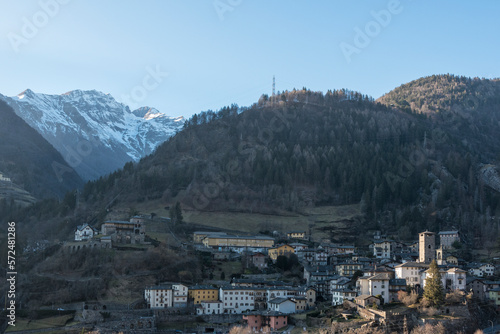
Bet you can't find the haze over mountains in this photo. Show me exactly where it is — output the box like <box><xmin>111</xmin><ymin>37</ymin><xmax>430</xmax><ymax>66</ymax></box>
<box><xmin>0</xmin><ymin>89</ymin><xmax>184</xmax><ymax>181</ymax></box>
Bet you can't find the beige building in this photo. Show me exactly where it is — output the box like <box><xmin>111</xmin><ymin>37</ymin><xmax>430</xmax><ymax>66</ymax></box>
<box><xmin>202</xmin><ymin>234</ymin><xmax>274</xmax><ymax>252</ymax></box>
<box><xmin>419</xmin><ymin>231</ymin><xmax>435</xmax><ymax>263</ymax></box>
<box><xmin>268</xmin><ymin>245</ymin><xmax>295</xmax><ymax>261</ymax></box>
<box><xmin>193</xmin><ymin>231</ymin><xmax>227</xmax><ymax>244</ymax></box>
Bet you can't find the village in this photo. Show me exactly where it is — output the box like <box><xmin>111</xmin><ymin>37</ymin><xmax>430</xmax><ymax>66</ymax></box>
<box><xmin>66</xmin><ymin>215</ymin><xmax>500</xmax><ymax>333</ymax></box>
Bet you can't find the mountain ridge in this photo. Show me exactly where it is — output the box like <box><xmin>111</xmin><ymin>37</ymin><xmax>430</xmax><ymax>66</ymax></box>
<box><xmin>0</xmin><ymin>89</ymin><xmax>185</xmax><ymax>181</ymax></box>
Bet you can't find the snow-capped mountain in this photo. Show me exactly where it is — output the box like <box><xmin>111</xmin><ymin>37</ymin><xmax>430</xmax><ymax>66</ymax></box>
<box><xmin>0</xmin><ymin>89</ymin><xmax>184</xmax><ymax>181</ymax></box>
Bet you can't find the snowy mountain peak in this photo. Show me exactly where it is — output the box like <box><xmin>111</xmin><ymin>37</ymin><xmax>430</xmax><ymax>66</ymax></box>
<box><xmin>0</xmin><ymin>89</ymin><xmax>185</xmax><ymax>181</ymax></box>
<box><xmin>17</xmin><ymin>88</ymin><xmax>35</xmax><ymax>99</ymax></box>
<box><xmin>132</xmin><ymin>106</ymin><xmax>160</xmax><ymax>118</ymax></box>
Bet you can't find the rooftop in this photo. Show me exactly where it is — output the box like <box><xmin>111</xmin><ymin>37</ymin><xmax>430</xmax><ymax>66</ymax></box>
<box><xmin>269</xmin><ymin>297</ymin><xmax>295</xmax><ymax>304</ymax></box>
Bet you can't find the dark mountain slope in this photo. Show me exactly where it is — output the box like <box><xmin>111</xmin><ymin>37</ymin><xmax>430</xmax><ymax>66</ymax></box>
<box><xmin>378</xmin><ymin>74</ymin><xmax>500</xmax><ymax>160</ymax></box>
<box><xmin>81</xmin><ymin>88</ymin><xmax>485</xmax><ymax>222</ymax></box>
<box><xmin>0</xmin><ymin>99</ymin><xmax>83</xmax><ymax>199</ymax></box>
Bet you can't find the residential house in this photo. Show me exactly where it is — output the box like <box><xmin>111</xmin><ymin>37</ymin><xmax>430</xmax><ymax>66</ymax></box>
<box><xmin>355</xmin><ymin>295</ymin><xmax>380</xmax><ymax>308</ymax></box>
<box><xmin>372</xmin><ymin>240</ymin><xmax>393</xmax><ymax>259</ymax></box>
<box><xmin>219</xmin><ymin>286</ymin><xmax>255</xmax><ymax>314</ymax></box>
<box><xmin>358</xmin><ymin>273</ymin><xmax>391</xmax><ymax>302</ymax></box>
<box><xmin>467</xmin><ymin>278</ymin><xmax>488</xmax><ymax>300</ymax></box>
<box><xmin>422</xmin><ymin>267</ymin><xmax>466</xmax><ymax>292</ymax></box>
<box><xmin>304</xmin><ymin>265</ymin><xmax>336</xmax><ymax>284</ymax></box>
<box><xmin>480</xmin><ymin>264</ymin><xmax>496</xmax><ymax>277</ymax></box>
<box><xmin>188</xmin><ymin>285</ymin><xmax>219</xmax><ymax>304</ymax></box>
<box><xmin>444</xmin><ymin>268</ymin><xmax>467</xmax><ymax>291</ymax></box>
<box><xmin>469</xmin><ymin>268</ymin><xmax>484</xmax><ymax>277</ymax></box>
<box><xmin>336</xmin><ymin>245</ymin><xmax>356</xmax><ymax>255</ymax></box>
<box><xmin>268</xmin><ymin>245</ymin><xmax>295</xmax><ymax>262</ymax></box>
<box><xmin>75</xmin><ymin>223</ymin><xmax>98</xmax><ymax>241</ymax></box>
<box><xmin>251</xmin><ymin>252</ymin><xmax>268</xmax><ymax>269</ymax></box>
<box><xmin>289</xmin><ymin>242</ymin><xmax>308</xmax><ymax>252</ymax></box>
<box><xmin>266</xmin><ymin>287</ymin><xmax>296</xmax><ymax>301</ymax></box>
<box><xmin>332</xmin><ymin>289</ymin><xmax>356</xmax><ymax>306</ymax></box>
<box><xmin>329</xmin><ymin>276</ymin><xmax>351</xmax><ymax>295</ymax></box>
<box><xmin>488</xmin><ymin>288</ymin><xmax>500</xmax><ymax>307</ymax></box>
<box><xmin>196</xmin><ymin>300</ymin><xmax>223</xmax><ymax>315</ymax></box>
<box><xmin>144</xmin><ymin>285</ymin><xmax>173</xmax><ymax>309</ymax></box>
<box><xmin>213</xmin><ymin>251</ymin><xmax>232</xmax><ymax>261</ymax></box>
<box><xmin>268</xmin><ymin>298</ymin><xmax>296</xmax><ymax>314</ymax></box>
<box><xmin>395</xmin><ymin>262</ymin><xmax>429</xmax><ymax>287</ymax></box>
<box><xmin>291</xmin><ymin>297</ymin><xmax>307</xmax><ymax>312</ymax></box>
<box><xmin>297</xmin><ymin>249</ymin><xmax>328</xmax><ymax>266</ymax></box>
<box><xmin>305</xmin><ymin>287</ymin><xmax>317</xmax><ymax>308</ymax></box>
<box><xmin>243</xmin><ymin>312</ymin><xmax>288</xmax><ymax>331</ymax></box>
<box><xmin>336</xmin><ymin>262</ymin><xmax>363</xmax><ymax>277</ymax></box>
<box><xmin>172</xmin><ymin>283</ymin><xmax>188</xmax><ymax>307</ymax></box>
<box><xmin>446</xmin><ymin>255</ymin><xmax>459</xmax><ymax>265</ymax></box>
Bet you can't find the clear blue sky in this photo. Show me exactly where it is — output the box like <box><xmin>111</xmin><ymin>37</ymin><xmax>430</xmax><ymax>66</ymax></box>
<box><xmin>0</xmin><ymin>0</ymin><xmax>499</xmax><ymax>118</ymax></box>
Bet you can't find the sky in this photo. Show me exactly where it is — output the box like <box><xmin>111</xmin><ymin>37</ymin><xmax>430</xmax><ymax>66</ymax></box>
<box><xmin>0</xmin><ymin>0</ymin><xmax>499</xmax><ymax>118</ymax></box>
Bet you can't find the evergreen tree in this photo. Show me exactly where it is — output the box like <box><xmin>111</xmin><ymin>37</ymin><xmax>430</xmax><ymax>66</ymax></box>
<box><xmin>423</xmin><ymin>260</ymin><xmax>444</xmax><ymax>306</ymax></box>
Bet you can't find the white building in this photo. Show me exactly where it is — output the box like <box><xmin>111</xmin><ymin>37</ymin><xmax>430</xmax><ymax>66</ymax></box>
<box><xmin>372</xmin><ymin>240</ymin><xmax>393</xmax><ymax>259</ymax></box>
<box><xmin>75</xmin><ymin>223</ymin><xmax>98</xmax><ymax>241</ymax></box>
<box><xmin>469</xmin><ymin>268</ymin><xmax>484</xmax><ymax>277</ymax></box>
<box><xmin>358</xmin><ymin>273</ymin><xmax>391</xmax><ymax>302</ymax></box>
<box><xmin>329</xmin><ymin>276</ymin><xmax>350</xmax><ymax>295</ymax></box>
<box><xmin>480</xmin><ymin>264</ymin><xmax>495</xmax><ymax>277</ymax></box>
<box><xmin>444</xmin><ymin>268</ymin><xmax>467</xmax><ymax>291</ymax></box>
<box><xmin>220</xmin><ymin>286</ymin><xmax>255</xmax><ymax>314</ymax></box>
<box><xmin>395</xmin><ymin>262</ymin><xmax>429</xmax><ymax>287</ymax></box>
<box><xmin>172</xmin><ymin>283</ymin><xmax>188</xmax><ymax>307</ymax></box>
<box><xmin>422</xmin><ymin>267</ymin><xmax>467</xmax><ymax>291</ymax></box>
<box><xmin>144</xmin><ymin>285</ymin><xmax>173</xmax><ymax>309</ymax></box>
<box><xmin>197</xmin><ymin>301</ymin><xmax>223</xmax><ymax>315</ymax></box>
<box><xmin>331</xmin><ymin>289</ymin><xmax>356</xmax><ymax>306</ymax></box>
<box><xmin>268</xmin><ymin>298</ymin><xmax>296</xmax><ymax>314</ymax></box>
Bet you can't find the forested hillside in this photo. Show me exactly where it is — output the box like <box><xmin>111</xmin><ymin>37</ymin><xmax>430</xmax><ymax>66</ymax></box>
<box><xmin>3</xmin><ymin>75</ymin><xmax>500</xmax><ymax>249</ymax></box>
